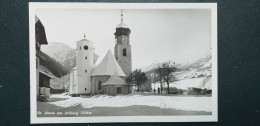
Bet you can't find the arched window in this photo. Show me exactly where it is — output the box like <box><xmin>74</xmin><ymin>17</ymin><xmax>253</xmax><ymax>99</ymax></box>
<box><xmin>98</xmin><ymin>80</ymin><xmax>102</xmax><ymax>90</ymax></box>
<box><xmin>123</xmin><ymin>48</ymin><xmax>127</xmax><ymax>56</ymax></box>
<box><xmin>85</xmin><ymin>70</ymin><xmax>87</xmax><ymax>73</ymax></box>
<box><xmin>85</xmin><ymin>56</ymin><xmax>87</xmax><ymax>60</ymax></box>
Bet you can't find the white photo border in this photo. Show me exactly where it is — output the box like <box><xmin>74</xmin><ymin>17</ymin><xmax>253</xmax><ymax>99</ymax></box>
<box><xmin>29</xmin><ymin>2</ymin><xmax>218</xmax><ymax>124</ymax></box>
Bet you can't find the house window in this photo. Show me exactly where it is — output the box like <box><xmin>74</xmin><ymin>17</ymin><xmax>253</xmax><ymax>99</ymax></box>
<box><xmin>117</xmin><ymin>87</ymin><xmax>121</xmax><ymax>94</ymax></box>
<box><xmin>84</xmin><ymin>45</ymin><xmax>88</xmax><ymax>50</ymax></box>
<box><xmin>98</xmin><ymin>81</ymin><xmax>102</xmax><ymax>90</ymax></box>
<box><xmin>123</xmin><ymin>48</ymin><xmax>127</xmax><ymax>56</ymax></box>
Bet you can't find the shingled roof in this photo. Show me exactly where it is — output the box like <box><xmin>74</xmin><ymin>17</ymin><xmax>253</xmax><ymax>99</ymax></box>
<box><xmin>102</xmin><ymin>75</ymin><xmax>127</xmax><ymax>86</ymax></box>
<box><xmin>91</xmin><ymin>50</ymin><xmax>125</xmax><ymax>77</ymax></box>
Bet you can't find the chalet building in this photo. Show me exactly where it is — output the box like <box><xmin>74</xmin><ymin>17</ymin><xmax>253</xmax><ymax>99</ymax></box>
<box><xmin>35</xmin><ymin>16</ymin><xmax>67</xmax><ymax>98</ymax></box>
<box><xmin>35</xmin><ymin>16</ymin><xmax>51</xmax><ymax>97</ymax></box>
<box><xmin>69</xmin><ymin>10</ymin><xmax>131</xmax><ymax>96</ymax></box>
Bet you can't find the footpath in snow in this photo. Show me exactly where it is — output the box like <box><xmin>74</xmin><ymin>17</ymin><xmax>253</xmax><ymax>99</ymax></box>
<box><xmin>49</xmin><ymin>93</ymin><xmax>212</xmax><ymax>112</ymax></box>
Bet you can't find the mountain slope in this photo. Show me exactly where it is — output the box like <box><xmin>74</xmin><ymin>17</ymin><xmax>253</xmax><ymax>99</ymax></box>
<box><xmin>142</xmin><ymin>55</ymin><xmax>212</xmax><ymax>81</ymax></box>
<box><xmin>41</xmin><ymin>42</ymin><xmax>76</xmax><ymax>71</ymax></box>
<box><xmin>38</xmin><ymin>51</ymin><xmax>69</xmax><ymax>77</ymax></box>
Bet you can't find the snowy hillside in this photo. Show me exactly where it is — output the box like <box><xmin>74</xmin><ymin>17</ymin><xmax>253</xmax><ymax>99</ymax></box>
<box><xmin>142</xmin><ymin>55</ymin><xmax>212</xmax><ymax>80</ymax></box>
<box><xmin>142</xmin><ymin>55</ymin><xmax>212</xmax><ymax>91</ymax></box>
<box><xmin>41</xmin><ymin>42</ymin><xmax>76</xmax><ymax>71</ymax></box>
<box><xmin>142</xmin><ymin>55</ymin><xmax>211</xmax><ymax>73</ymax></box>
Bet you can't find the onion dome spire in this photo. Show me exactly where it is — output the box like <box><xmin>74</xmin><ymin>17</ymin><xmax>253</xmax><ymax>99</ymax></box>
<box><xmin>114</xmin><ymin>9</ymin><xmax>131</xmax><ymax>37</ymax></box>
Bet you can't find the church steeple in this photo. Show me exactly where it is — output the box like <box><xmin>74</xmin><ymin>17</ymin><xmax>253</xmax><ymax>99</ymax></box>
<box><xmin>114</xmin><ymin>9</ymin><xmax>132</xmax><ymax>77</ymax></box>
<box><xmin>114</xmin><ymin>9</ymin><xmax>131</xmax><ymax>37</ymax></box>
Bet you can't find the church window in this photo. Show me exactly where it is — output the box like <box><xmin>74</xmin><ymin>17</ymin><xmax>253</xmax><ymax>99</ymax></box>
<box><xmin>98</xmin><ymin>81</ymin><xmax>102</xmax><ymax>90</ymax></box>
<box><xmin>117</xmin><ymin>87</ymin><xmax>121</xmax><ymax>94</ymax></box>
<box><xmin>84</xmin><ymin>45</ymin><xmax>88</xmax><ymax>50</ymax></box>
<box><xmin>123</xmin><ymin>48</ymin><xmax>127</xmax><ymax>56</ymax></box>
<box><xmin>85</xmin><ymin>88</ymin><xmax>87</xmax><ymax>91</ymax></box>
<box><xmin>80</xmin><ymin>47</ymin><xmax>81</xmax><ymax>50</ymax></box>
<box><xmin>85</xmin><ymin>56</ymin><xmax>87</xmax><ymax>60</ymax></box>
<box><xmin>85</xmin><ymin>70</ymin><xmax>87</xmax><ymax>73</ymax></box>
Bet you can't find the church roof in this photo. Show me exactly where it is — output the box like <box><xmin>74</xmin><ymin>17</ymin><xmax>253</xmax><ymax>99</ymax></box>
<box><xmin>93</xmin><ymin>53</ymin><xmax>99</xmax><ymax>64</ymax></box>
<box><xmin>102</xmin><ymin>75</ymin><xmax>127</xmax><ymax>86</ymax></box>
<box><xmin>91</xmin><ymin>50</ymin><xmax>126</xmax><ymax>77</ymax></box>
<box><xmin>77</xmin><ymin>38</ymin><xmax>93</xmax><ymax>44</ymax></box>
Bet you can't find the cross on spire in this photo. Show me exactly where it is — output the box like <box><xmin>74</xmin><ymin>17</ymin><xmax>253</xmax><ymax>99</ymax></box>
<box><xmin>84</xmin><ymin>33</ymin><xmax>86</xmax><ymax>39</ymax></box>
<box><xmin>121</xmin><ymin>9</ymin><xmax>123</xmax><ymax>23</ymax></box>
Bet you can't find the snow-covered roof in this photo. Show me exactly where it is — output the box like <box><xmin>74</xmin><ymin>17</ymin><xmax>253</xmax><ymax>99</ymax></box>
<box><xmin>167</xmin><ymin>76</ymin><xmax>212</xmax><ymax>90</ymax></box>
<box><xmin>35</xmin><ymin>15</ymin><xmax>39</xmax><ymax>23</ymax></box>
<box><xmin>77</xmin><ymin>38</ymin><xmax>93</xmax><ymax>44</ymax></box>
<box><xmin>50</xmin><ymin>85</ymin><xmax>65</xmax><ymax>90</ymax></box>
<box><xmin>102</xmin><ymin>75</ymin><xmax>127</xmax><ymax>86</ymax></box>
<box><xmin>91</xmin><ymin>50</ymin><xmax>126</xmax><ymax>77</ymax></box>
<box><xmin>93</xmin><ymin>53</ymin><xmax>99</xmax><ymax>64</ymax></box>
<box><xmin>39</xmin><ymin>65</ymin><xmax>55</xmax><ymax>79</ymax></box>
<box><xmin>116</xmin><ymin>22</ymin><xmax>129</xmax><ymax>28</ymax></box>
<box><xmin>203</xmin><ymin>76</ymin><xmax>212</xmax><ymax>90</ymax></box>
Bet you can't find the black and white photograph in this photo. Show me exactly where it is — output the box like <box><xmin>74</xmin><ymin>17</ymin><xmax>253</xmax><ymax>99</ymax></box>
<box><xmin>29</xmin><ymin>3</ymin><xmax>217</xmax><ymax>123</ymax></box>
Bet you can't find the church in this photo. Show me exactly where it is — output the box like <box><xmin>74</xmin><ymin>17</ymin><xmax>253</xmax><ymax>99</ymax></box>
<box><xmin>69</xmin><ymin>10</ymin><xmax>132</xmax><ymax>96</ymax></box>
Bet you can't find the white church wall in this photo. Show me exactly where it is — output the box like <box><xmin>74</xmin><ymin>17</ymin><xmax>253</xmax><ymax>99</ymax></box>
<box><xmin>69</xmin><ymin>69</ymin><xmax>77</xmax><ymax>95</ymax></box>
<box><xmin>76</xmin><ymin>39</ymin><xmax>95</xmax><ymax>95</ymax></box>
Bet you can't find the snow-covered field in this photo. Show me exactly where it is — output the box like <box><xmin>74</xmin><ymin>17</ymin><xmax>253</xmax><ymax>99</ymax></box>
<box><xmin>49</xmin><ymin>93</ymin><xmax>212</xmax><ymax>112</ymax></box>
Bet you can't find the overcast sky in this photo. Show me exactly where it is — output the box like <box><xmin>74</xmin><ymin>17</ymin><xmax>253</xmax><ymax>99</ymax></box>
<box><xmin>36</xmin><ymin>8</ymin><xmax>211</xmax><ymax>69</ymax></box>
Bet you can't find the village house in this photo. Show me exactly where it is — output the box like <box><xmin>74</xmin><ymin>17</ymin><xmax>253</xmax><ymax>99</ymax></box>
<box><xmin>35</xmin><ymin>16</ymin><xmax>67</xmax><ymax>98</ymax></box>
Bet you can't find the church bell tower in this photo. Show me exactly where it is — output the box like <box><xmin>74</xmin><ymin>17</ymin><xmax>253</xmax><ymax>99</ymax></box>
<box><xmin>114</xmin><ymin>10</ymin><xmax>132</xmax><ymax>77</ymax></box>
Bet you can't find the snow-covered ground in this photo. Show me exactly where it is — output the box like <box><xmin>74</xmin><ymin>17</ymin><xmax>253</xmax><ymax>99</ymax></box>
<box><xmin>151</xmin><ymin>76</ymin><xmax>212</xmax><ymax>90</ymax></box>
<box><xmin>49</xmin><ymin>93</ymin><xmax>212</xmax><ymax>112</ymax></box>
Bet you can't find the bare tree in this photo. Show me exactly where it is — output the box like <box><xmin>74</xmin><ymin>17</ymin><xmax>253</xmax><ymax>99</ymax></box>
<box><xmin>155</xmin><ymin>61</ymin><xmax>177</xmax><ymax>94</ymax></box>
<box><xmin>126</xmin><ymin>69</ymin><xmax>148</xmax><ymax>92</ymax></box>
